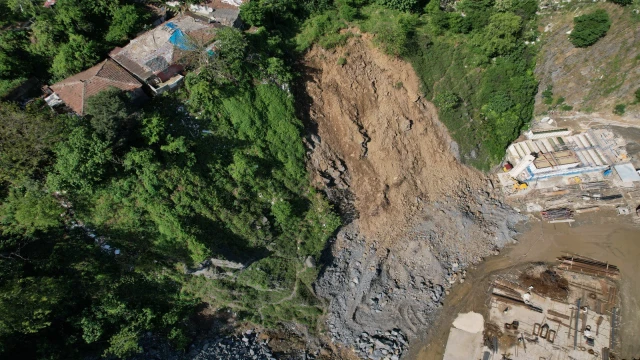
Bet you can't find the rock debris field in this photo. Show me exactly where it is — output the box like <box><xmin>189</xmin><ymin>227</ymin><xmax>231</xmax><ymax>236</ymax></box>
<box><xmin>354</xmin><ymin>329</ymin><xmax>408</xmax><ymax>360</ymax></box>
<box><xmin>192</xmin><ymin>330</ymin><xmax>276</xmax><ymax>360</ymax></box>
<box><xmin>304</xmin><ymin>36</ymin><xmax>525</xmax><ymax>359</ymax></box>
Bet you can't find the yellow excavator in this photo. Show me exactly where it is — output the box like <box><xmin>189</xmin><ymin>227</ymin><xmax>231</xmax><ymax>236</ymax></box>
<box><xmin>511</xmin><ymin>178</ymin><xmax>528</xmax><ymax>191</ymax></box>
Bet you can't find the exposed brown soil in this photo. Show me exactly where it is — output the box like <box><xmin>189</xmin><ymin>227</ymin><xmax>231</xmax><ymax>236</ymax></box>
<box><xmin>519</xmin><ymin>267</ymin><xmax>570</xmax><ymax>300</ymax></box>
<box><xmin>304</xmin><ymin>35</ymin><xmax>484</xmax><ymax>247</ymax></box>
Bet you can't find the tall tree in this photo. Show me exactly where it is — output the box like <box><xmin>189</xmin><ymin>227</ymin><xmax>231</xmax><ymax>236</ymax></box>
<box><xmin>106</xmin><ymin>5</ymin><xmax>147</xmax><ymax>43</ymax></box>
<box><xmin>85</xmin><ymin>87</ymin><xmax>131</xmax><ymax>142</ymax></box>
<box><xmin>0</xmin><ymin>102</ymin><xmax>67</xmax><ymax>184</ymax></box>
<box><xmin>46</xmin><ymin>127</ymin><xmax>112</xmax><ymax>194</ymax></box>
<box><xmin>480</xmin><ymin>12</ymin><xmax>523</xmax><ymax>57</ymax></box>
<box><xmin>50</xmin><ymin>34</ymin><xmax>101</xmax><ymax>80</ymax></box>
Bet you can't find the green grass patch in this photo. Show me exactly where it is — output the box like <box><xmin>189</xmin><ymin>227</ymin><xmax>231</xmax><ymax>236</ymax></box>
<box><xmin>296</xmin><ymin>11</ymin><xmax>350</xmax><ymax>51</ymax></box>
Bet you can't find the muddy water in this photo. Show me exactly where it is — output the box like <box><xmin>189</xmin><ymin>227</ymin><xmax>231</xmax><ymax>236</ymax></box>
<box><xmin>406</xmin><ymin>212</ymin><xmax>640</xmax><ymax>360</ymax></box>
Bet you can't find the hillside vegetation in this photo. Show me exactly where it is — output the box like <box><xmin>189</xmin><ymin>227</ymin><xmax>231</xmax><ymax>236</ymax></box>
<box><xmin>0</xmin><ymin>1</ymin><xmax>339</xmax><ymax>358</ymax></box>
<box><xmin>534</xmin><ymin>1</ymin><xmax>640</xmax><ymax>118</ymax></box>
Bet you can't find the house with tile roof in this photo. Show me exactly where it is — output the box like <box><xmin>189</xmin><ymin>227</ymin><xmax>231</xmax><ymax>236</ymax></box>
<box><xmin>44</xmin><ymin>59</ymin><xmax>145</xmax><ymax>115</ymax></box>
<box><xmin>109</xmin><ymin>13</ymin><xmax>218</xmax><ymax>95</ymax></box>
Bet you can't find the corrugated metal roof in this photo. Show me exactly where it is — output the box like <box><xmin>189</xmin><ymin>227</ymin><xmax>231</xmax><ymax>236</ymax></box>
<box><xmin>614</xmin><ymin>163</ymin><xmax>640</xmax><ymax>182</ymax></box>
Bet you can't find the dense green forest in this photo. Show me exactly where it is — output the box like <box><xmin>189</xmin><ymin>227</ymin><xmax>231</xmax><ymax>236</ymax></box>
<box><xmin>0</xmin><ymin>0</ymin><xmax>154</xmax><ymax>97</ymax></box>
<box><xmin>1</xmin><ymin>0</ymin><xmax>337</xmax><ymax>358</ymax></box>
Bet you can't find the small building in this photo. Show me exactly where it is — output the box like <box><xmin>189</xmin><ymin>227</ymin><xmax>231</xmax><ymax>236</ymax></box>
<box><xmin>109</xmin><ymin>14</ymin><xmax>218</xmax><ymax>95</ymax></box>
<box><xmin>613</xmin><ymin>163</ymin><xmax>640</xmax><ymax>185</ymax></box>
<box><xmin>44</xmin><ymin>59</ymin><xmax>145</xmax><ymax>115</ymax></box>
<box><xmin>189</xmin><ymin>0</ymin><xmax>244</xmax><ymax>27</ymax></box>
<box><xmin>524</xmin><ymin>127</ymin><xmax>571</xmax><ymax>140</ymax></box>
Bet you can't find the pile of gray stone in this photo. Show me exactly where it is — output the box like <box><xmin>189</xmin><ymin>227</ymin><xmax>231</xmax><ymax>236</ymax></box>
<box><xmin>354</xmin><ymin>329</ymin><xmax>407</xmax><ymax>360</ymax></box>
<box><xmin>193</xmin><ymin>330</ymin><xmax>275</xmax><ymax>360</ymax></box>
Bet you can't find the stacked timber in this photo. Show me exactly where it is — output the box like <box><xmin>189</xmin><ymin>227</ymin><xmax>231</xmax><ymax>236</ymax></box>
<box><xmin>541</xmin><ymin>208</ymin><xmax>574</xmax><ymax>221</ymax></box>
<box><xmin>575</xmin><ymin>206</ymin><xmax>600</xmax><ymax>214</ymax></box>
<box><xmin>580</xmin><ymin>182</ymin><xmax>608</xmax><ymax>190</ymax></box>
<box><xmin>557</xmin><ymin>255</ymin><xmax>620</xmax><ymax>279</ymax></box>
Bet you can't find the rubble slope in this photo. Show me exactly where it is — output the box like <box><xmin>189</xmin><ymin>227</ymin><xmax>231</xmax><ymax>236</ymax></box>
<box><xmin>303</xmin><ymin>37</ymin><xmax>525</xmax><ymax>356</ymax></box>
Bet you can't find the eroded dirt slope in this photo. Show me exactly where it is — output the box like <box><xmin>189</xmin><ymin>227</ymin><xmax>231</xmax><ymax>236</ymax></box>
<box><xmin>303</xmin><ymin>37</ymin><xmax>525</xmax><ymax>357</ymax></box>
<box><xmin>304</xmin><ymin>36</ymin><xmax>484</xmax><ymax>246</ymax></box>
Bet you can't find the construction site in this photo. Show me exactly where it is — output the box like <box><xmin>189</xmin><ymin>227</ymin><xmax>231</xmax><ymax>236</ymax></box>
<box><xmin>496</xmin><ymin>126</ymin><xmax>640</xmax><ymax>224</ymax></box>
<box><xmin>442</xmin><ymin>255</ymin><xmax>622</xmax><ymax>360</ymax></box>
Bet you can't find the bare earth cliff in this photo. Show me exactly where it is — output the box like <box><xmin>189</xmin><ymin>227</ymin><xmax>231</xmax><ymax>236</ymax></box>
<box><xmin>302</xmin><ymin>37</ymin><xmax>525</xmax><ymax>358</ymax></box>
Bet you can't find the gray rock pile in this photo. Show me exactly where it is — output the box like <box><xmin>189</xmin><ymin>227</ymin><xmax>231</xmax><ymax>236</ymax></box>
<box><xmin>354</xmin><ymin>330</ymin><xmax>407</xmax><ymax>360</ymax></box>
<box><xmin>315</xmin><ymin>192</ymin><xmax>525</xmax><ymax>359</ymax></box>
<box><xmin>193</xmin><ymin>330</ymin><xmax>275</xmax><ymax>360</ymax></box>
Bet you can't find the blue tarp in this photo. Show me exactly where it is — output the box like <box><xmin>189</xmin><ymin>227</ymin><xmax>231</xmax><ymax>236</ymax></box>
<box><xmin>166</xmin><ymin>22</ymin><xmax>196</xmax><ymax>51</ymax></box>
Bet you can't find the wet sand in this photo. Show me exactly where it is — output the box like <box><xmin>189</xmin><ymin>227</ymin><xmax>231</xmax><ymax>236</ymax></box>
<box><xmin>407</xmin><ymin>211</ymin><xmax>640</xmax><ymax>359</ymax></box>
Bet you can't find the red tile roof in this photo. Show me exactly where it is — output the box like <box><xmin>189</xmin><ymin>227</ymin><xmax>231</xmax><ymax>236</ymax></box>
<box><xmin>49</xmin><ymin>59</ymin><xmax>143</xmax><ymax>115</ymax></box>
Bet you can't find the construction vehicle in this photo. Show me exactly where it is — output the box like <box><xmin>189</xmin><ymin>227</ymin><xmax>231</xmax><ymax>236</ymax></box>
<box><xmin>511</xmin><ymin>178</ymin><xmax>528</xmax><ymax>191</ymax></box>
<box><xmin>569</xmin><ymin>176</ymin><xmax>582</xmax><ymax>184</ymax></box>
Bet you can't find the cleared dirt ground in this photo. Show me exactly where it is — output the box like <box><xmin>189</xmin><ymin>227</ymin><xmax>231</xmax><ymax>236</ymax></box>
<box><xmin>407</xmin><ymin>212</ymin><xmax>640</xmax><ymax>360</ymax></box>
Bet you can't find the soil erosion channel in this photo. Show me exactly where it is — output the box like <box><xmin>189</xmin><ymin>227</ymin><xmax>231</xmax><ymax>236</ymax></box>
<box><xmin>407</xmin><ymin>214</ymin><xmax>640</xmax><ymax>360</ymax></box>
<box><xmin>302</xmin><ymin>36</ymin><xmax>524</xmax><ymax>357</ymax></box>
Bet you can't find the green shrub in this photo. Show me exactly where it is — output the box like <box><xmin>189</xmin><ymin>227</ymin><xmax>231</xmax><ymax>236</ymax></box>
<box><xmin>434</xmin><ymin>91</ymin><xmax>460</xmax><ymax>110</ymax></box>
<box><xmin>339</xmin><ymin>3</ymin><xmax>358</xmax><ymax>21</ymax></box>
<box><xmin>337</xmin><ymin>57</ymin><xmax>347</xmax><ymax>65</ymax></box>
<box><xmin>560</xmin><ymin>104</ymin><xmax>574</xmax><ymax>111</ymax></box>
<box><xmin>361</xmin><ymin>9</ymin><xmax>420</xmax><ymax>56</ymax></box>
<box><xmin>542</xmin><ymin>85</ymin><xmax>554</xmax><ymax>105</ymax></box>
<box><xmin>429</xmin><ymin>9</ymin><xmax>450</xmax><ymax>35</ymax></box>
<box><xmin>318</xmin><ymin>32</ymin><xmax>354</xmax><ymax>49</ymax></box>
<box><xmin>614</xmin><ymin>103</ymin><xmax>626</xmax><ymax>115</ymax></box>
<box><xmin>635</xmin><ymin>88</ymin><xmax>640</xmax><ymax>103</ymax></box>
<box><xmin>448</xmin><ymin>13</ymin><xmax>472</xmax><ymax>33</ymax></box>
<box><xmin>296</xmin><ymin>11</ymin><xmax>347</xmax><ymax>51</ymax></box>
<box><xmin>569</xmin><ymin>9</ymin><xmax>611</xmax><ymax>48</ymax></box>
<box><xmin>377</xmin><ymin>0</ymin><xmax>419</xmax><ymax>12</ymax></box>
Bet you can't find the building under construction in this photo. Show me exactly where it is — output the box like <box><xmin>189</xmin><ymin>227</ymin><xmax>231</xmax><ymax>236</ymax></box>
<box><xmin>505</xmin><ymin>128</ymin><xmax>633</xmax><ymax>182</ymax></box>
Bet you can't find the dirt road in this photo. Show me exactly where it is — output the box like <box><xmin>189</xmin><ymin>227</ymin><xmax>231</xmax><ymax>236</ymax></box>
<box><xmin>407</xmin><ymin>211</ymin><xmax>640</xmax><ymax>359</ymax></box>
